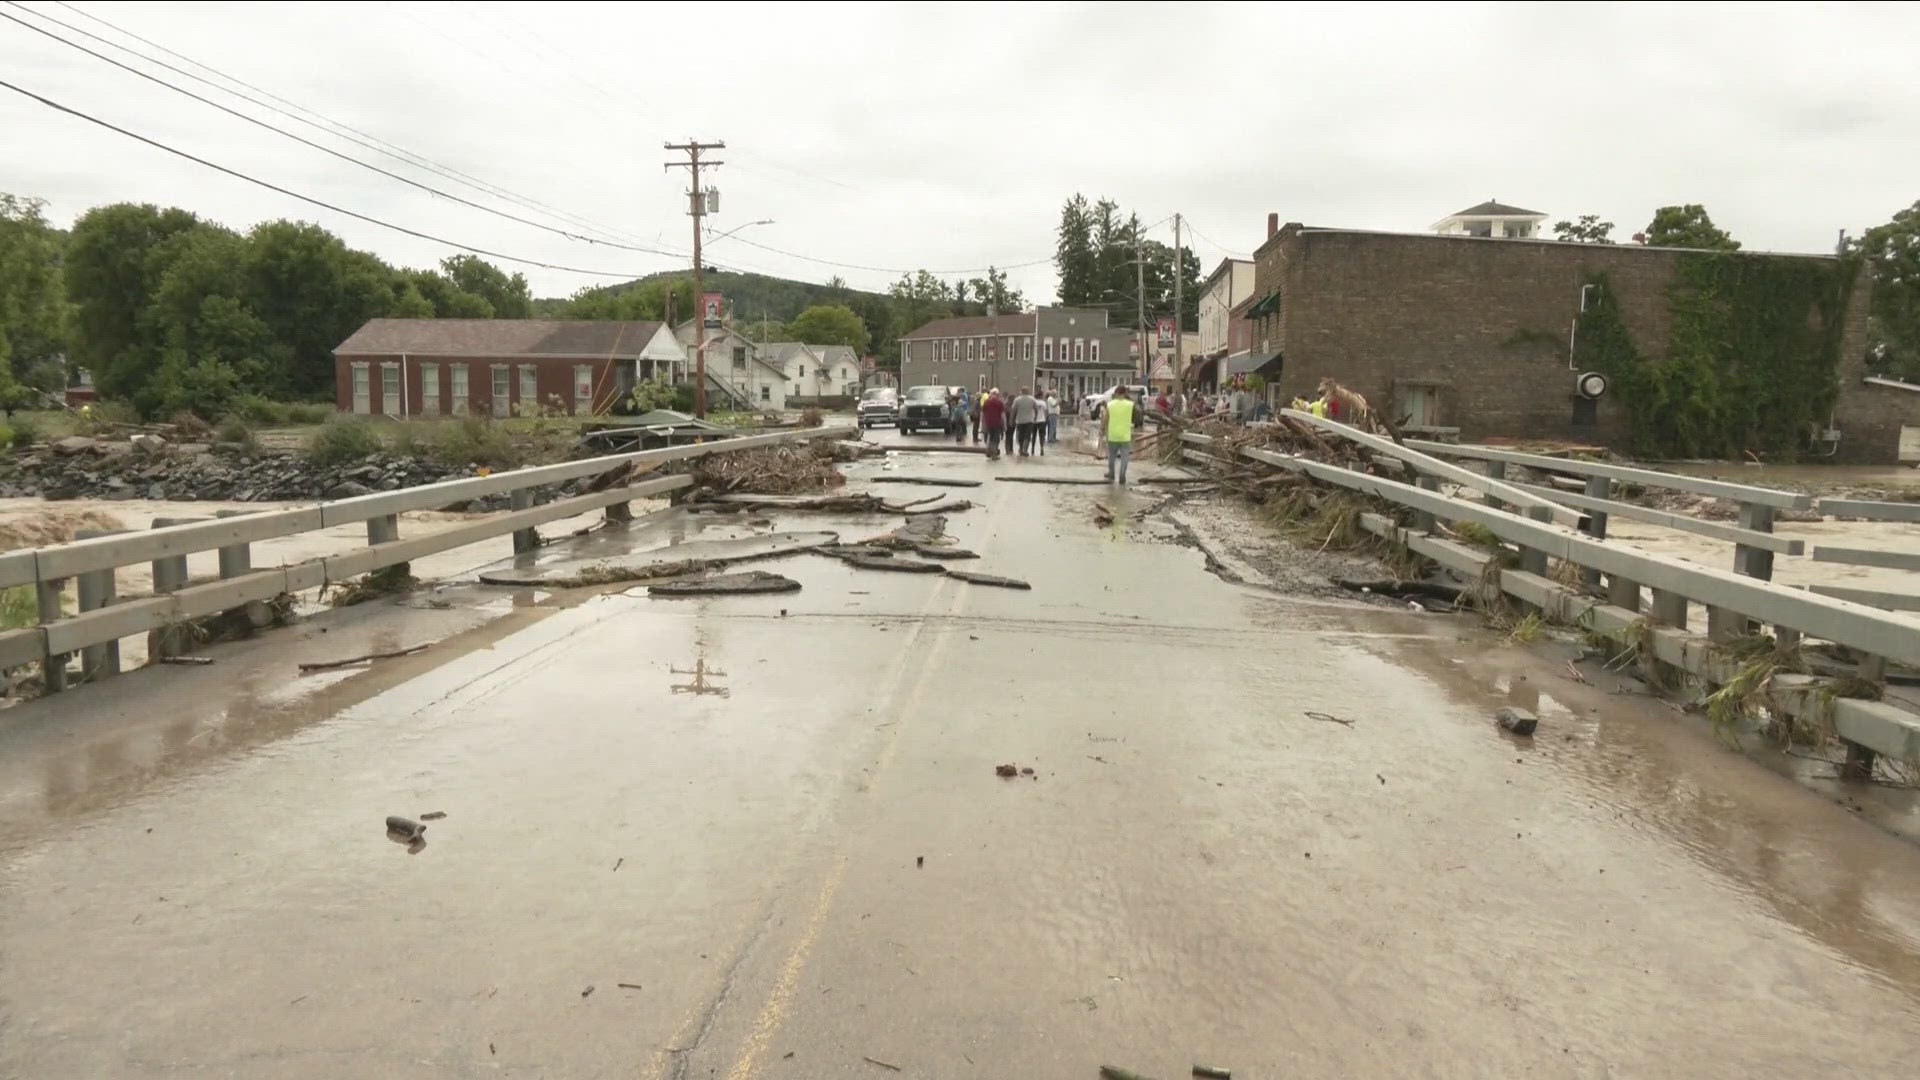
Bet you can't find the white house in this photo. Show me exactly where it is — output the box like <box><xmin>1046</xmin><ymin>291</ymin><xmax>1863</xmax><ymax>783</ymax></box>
<box><xmin>1197</xmin><ymin>258</ymin><xmax>1254</xmax><ymax>360</ymax></box>
<box><xmin>673</xmin><ymin>320</ymin><xmax>789</xmax><ymax>410</ymax></box>
<box><xmin>1431</xmin><ymin>200</ymin><xmax>1548</xmax><ymax>239</ymax></box>
<box><xmin>762</xmin><ymin>342</ymin><xmax>863</xmax><ymax>400</ymax></box>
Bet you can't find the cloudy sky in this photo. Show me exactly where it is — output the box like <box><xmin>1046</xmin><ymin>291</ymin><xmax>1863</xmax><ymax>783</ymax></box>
<box><xmin>6</xmin><ymin>1</ymin><xmax>1918</xmax><ymax>302</ymax></box>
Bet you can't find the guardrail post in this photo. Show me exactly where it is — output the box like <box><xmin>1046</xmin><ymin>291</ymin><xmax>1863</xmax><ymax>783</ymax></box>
<box><xmin>1518</xmin><ymin>505</ymin><xmax>1552</xmax><ymax>575</ymax></box>
<box><xmin>1734</xmin><ymin>502</ymin><xmax>1776</xmax><ymax>581</ymax></box>
<box><xmin>1607</xmin><ymin>574</ymin><xmax>1640</xmax><ymax>612</ymax></box>
<box><xmin>1482</xmin><ymin>461</ymin><xmax>1505</xmax><ymax>508</ymax></box>
<box><xmin>36</xmin><ymin>576</ymin><xmax>67</xmax><ymax>693</ymax></box>
<box><xmin>150</xmin><ymin>517</ymin><xmax>202</xmax><ymax>661</ymax></box>
<box><xmin>1414</xmin><ymin>474</ymin><xmax>1440</xmax><ymax>532</ymax></box>
<box><xmin>510</xmin><ymin>488</ymin><xmax>539</xmax><ymax>554</ymax></box>
<box><xmin>74</xmin><ymin>528</ymin><xmax>123</xmax><ymax>680</ymax></box>
<box><xmin>1647</xmin><ymin>588</ymin><xmax>1688</xmax><ymax>685</ymax></box>
<box><xmin>1581</xmin><ymin>477</ymin><xmax>1611</xmax><ymax>590</ymax></box>
<box><xmin>366</xmin><ymin>514</ymin><xmax>399</xmax><ymax>546</ymax></box>
<box><xmin>605</xmin><ymin>499</ymin><xmax>634</xmax><ymax>524</ymax></box>
<box><xmin>213</xmin><ymin>510</ymin><xmax>252</xmax><ymax>579</ymax></box>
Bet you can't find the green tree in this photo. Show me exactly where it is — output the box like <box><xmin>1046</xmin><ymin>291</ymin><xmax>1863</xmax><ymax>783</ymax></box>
<box><xmin>737</xmin><ymin>317</ymin><xmax>787</xmax><ymax>342</ymax></box>
<box><xmin>440</xmin><ymin>254</ymin><xmax>530</xmax><ymax>318</ymax></box>
<box><xmin>0</xmin><ymin>194</ymin><xmax>67</xmax><ymax>388</ymax></box>
<box><xmin>244</xmin><ymin>220</ymin><xmax>399</xmax><ymax>398</ymax></box>
<box><xmin>1643</xmin><ymin>204</ymin><xmax>1740</xmax><ymax>250</ymax></box>
<box><xmin>562</xmin><ymin>275</ymin><xmax>695</xmax><ymax>323</ymax></box>
<box><xmin>1553</xmin><ymin>214</ymin><xmax>1615</xmax><ymax>243</ymax></box>
<box><xmin>787</xmin><ymin>304</ymin><xmax>872</xmax><ymax>353</ymax></box>
<box><xmin>64</xmin><ymin>202</ymin><xmax>203</xmax><ymax>396</ymax></box>
<box><xmin>965</xmin><ymin>265</ymin><xmax>1024</xmax><ymax>313</ymax></box>
<box><xmin>1054</xmin><ymin>194</ymin><xmax>1096</xmax><ymax>304</ymax></box>
<box><xmin>401</xmin><ymin>268</ymin><xmax>493</xmax><ymax>317</ymax></box>
<box><xmin>1852</xmin><ymin>199</ymin><xmax>1920</xmax><ymax>381</ymax></box>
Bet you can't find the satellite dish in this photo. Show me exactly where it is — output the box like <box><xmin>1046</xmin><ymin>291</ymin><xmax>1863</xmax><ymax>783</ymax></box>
<box><xmin>1575</xmin><ymin>371</ymin><xmax>1610</xmax><ymax>399</ymax></box>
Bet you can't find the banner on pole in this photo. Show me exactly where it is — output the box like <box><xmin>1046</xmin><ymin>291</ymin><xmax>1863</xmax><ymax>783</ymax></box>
<box><xmin>1156</xmin><ymin>318</ymin><xmax>1174</xmax><ymax>348</ymax></box>
<box><xmin>701</xmin><ymin>293</ymin><xmax>724</xmax><ymax>329</ymax></box>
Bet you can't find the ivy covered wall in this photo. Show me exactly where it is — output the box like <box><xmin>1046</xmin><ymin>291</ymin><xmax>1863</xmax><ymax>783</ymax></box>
<box><xmin>1572</xmin><ymin>252</ymin><xmax>1859</xmax><ymax>459</ymax></box>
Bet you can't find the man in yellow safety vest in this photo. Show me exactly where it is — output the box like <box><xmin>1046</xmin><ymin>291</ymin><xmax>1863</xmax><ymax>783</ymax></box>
<box><xmin>1105</xmin><ymin>386</ymin><xmax>1136</xmax><ymax>485</ymax></box>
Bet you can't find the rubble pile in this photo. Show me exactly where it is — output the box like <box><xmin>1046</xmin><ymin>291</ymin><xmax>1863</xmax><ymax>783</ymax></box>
<box><xmin>689</xmin><ymin>440</ymin><xmax>847</xmax><ymax>495</ymax></box>
<box><xmin>0</xmin><ymin>436</ymin><xmax>471</xmax><ymax>503</ymax></box>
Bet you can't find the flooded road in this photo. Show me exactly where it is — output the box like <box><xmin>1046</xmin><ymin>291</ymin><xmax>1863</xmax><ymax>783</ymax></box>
<box><xmin>2</xmin><ymin>427</ymin><xmax>1919</xmax><ymax>1077</ymax></box>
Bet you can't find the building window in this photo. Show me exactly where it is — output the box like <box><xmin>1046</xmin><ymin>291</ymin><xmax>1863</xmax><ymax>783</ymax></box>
<box><xmin>1074</xmin><ymin>339</ymin><xmax>1085</xmax><ymax>362</ymax></box>
<box><xmin>798</xmin><ymin>364</ymin><xmax>806</xmax><ymax>378</ymax></box>
<box><xmin>574</xmin><ymin>364</ymin><xmax>593</xmax><ymax>415</ymax></box>
<box><xmin>420</xmin><ymin>362</ymin><xmax>440</xmax><ymax>416</ymax></box>
<box><xmin>1024</xmin><ymin>337</ymin><xmax>1033</xmax><ymax>361</ymax></box>
<box><xmin>1043</xmin><ymin>339</ymin><xmax>1053</xmax><ymax>363</ymax></box>
<box><xmin>966</xmin><ymin>340</ymin><xmax>975</xmax><ymax>361</ymax></box>
<box><xmin>380</xmin><ymin>361</ymin><xmax>401</xmax><ymax>415</ymax></box>
<box><xmin>761</xmin><ymin>384</ymin><xmax>770</xmax><ymax>402</ymax></box>
<box><xmin>451</xmin><ymin>364</ymin><xmax>469</xmax><ymax>415</ymax></box>
<box><xmin>350</xmin><ymin>362</ymin><xmax>370</xmax><ymax>414</ymax></box>
<box><xmin>491</xmin><ymin>364</ymin><xmax>510</xmax><ymax>417</ymax></box>
<box><xmin>733</xmin><ymin>346</ymin><xmax>747</xmax><ymax>369</ymax></box>
<box><xmin>517</xmin><ymin>364</ymin><xmax>537</xmax><ymax>414</ymax></box>
<box><xmin>1090</xmin><ymin>340</ymin><xmax>1100</xmax><ymax>363</ymax></box>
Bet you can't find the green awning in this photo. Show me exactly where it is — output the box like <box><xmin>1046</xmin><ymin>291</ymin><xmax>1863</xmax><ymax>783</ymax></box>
<box><xmin>1245</xmin><ymin>290</ymin><xmax>1280</xmax><ymax>318</ymax></box>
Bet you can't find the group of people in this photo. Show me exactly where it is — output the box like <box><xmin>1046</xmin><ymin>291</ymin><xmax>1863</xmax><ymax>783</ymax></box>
<box><xmin>944</xmin><ymin>387</ymin><xmax>1059</xmax><ymax>460</ymax></box>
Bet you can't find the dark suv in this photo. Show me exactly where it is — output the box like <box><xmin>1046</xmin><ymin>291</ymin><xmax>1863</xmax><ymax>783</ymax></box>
<box><xmin>898</xmin><ymin>385</ymin><xmax>952</xmax><ymax>434</ymax></box>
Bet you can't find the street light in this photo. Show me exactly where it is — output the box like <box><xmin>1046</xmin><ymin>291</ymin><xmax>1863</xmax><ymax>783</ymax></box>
<box><xmin>705</xmin><ymin>219</ymin><xmax>774</xmax><ymax>245</ymax></box>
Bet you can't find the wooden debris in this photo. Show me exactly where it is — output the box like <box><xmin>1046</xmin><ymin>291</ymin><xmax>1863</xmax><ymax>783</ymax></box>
<box><xmin>945</xmin><ymin>569</ymin><xmax>1031</xmax><ymax>590</ymax></box>
<box><xmin>862</xmin><ymin>1057</ymin><xmax>902</xmax><ymax>1072</ymax></box>
<box><xmin>870</xmin><ymin>476</ymin><xmax>982</xmax><ymax>488</ymax></box>
<box><xmin>158</xmin><ymin>655</ymin><xmax>215</xmax><ymax>665</ymax></box>
<box><xmin>1304</xmin><ymin>710</ymin><xmax>1355</xmax><ymax>727</ymax></box>
<box><xmin>299</xmin><ymin>643</ymin><xmax>429</xmax><ymax>672</ymax></box>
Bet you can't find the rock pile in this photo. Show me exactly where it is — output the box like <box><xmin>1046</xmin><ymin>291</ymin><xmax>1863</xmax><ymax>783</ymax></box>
<box><xmin>0</xmin><ymin>436</ymin><xmax>472</xmax><ymax>503</ymax></box>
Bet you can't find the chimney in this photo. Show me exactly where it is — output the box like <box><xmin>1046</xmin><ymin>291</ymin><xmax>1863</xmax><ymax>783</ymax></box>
<box><xmin>1267</xmin><ymin>212</ymin><xmax>1279</xmax><ymax>238</ymax></box>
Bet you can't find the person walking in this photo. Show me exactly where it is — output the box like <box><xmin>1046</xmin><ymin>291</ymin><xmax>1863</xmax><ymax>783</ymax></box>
<box><xmin>1044</xmin><ymin>391</ymin><xmax>1060</xmax><ymax>444</ymax></box>
<box><xmin>948</xmin><ymin>392</ymin><xmax>968</xmax><ymax>444</ymax></box>
<box><xmin>1011</xmin><ymin>387</ymin><xmax>1038</xmax><ymax>456</ymax></box>
<box><xmin>1033</xmin><ymin>390</ymin><xmax>1050</xmax><ymax>456</ymax></box>
<box><xmin>1104</xmin><ymin>385</ymin><xmax>1136</xmax><ymax>485</ymax></box>
<box><xmin>969</xmin><ymin>389</ymin><xmax>982</xmax><ymax>443</ymax></box>
<box><xmin>981</xmin><ymin>387</ymin><xmax>1007</xmax><ymax>460</ymax></box>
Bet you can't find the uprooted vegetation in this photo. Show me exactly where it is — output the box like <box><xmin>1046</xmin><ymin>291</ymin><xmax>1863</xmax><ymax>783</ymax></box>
<box><xmin>689</xmin><ymin>440</ymin><xmax>847</xmax><ymax>495</ymax></box>
<box><xmin>328</xmin><ymin>564</ymin><xmax>420</xmax><ymax>607</ymax></box>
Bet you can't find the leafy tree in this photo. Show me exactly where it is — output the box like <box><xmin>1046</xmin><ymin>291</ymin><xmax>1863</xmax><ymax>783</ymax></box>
<box><xmin>561</xmin><ymin>275</ymin><xmax>695</xmax><ymax>322</ymax></box>
<box><xmin>65</xmin><ymin>202</ymin><xmax>203</xmax><ymax>396</ymax></box>
<box><xmin>965</xmin><ymin>265</ymin><xmax>1024</xmax><ymax>313</ymax></box>
<box><xmin>440</xmin><ymin>254</ymin><xmax>530</xmax><ymax>318</ymax></box>
<box><xmin>402</xmin><ymin>269</ymin><xmax>493</xmax><ymax>317</ymax></box>
<box><xmin>787</xmin><ymin>304</ymin><xmax>871</xmax><ymax>353</ymax></box>
<box><xmin>1553</xmin><ymin>214</ymin><xmax>1615</xmax><ymax>243</ymax></box>
<box><xmin>1643</xmin><ymin>204</ymin><xmax>1740</xmax><ymax>250</ymax></box>
<box><xmin>1055</xmin><ymin>194</ymin><xmax>1097</xmax><ymax>304</ymax></box>
<box><xmin>0</xmin><ymin>194</ymin><xmax>67</xmax><ymax>387</ymax></box>
<box><xmin>1852</xmin><ymin>199</ymin><xmax>1920</xmax><ymax>381</ymax></box>
<box><xmin>736</xmin><ymin>318</ymin><xmax>787</xmax><ymax>342</ymax></box>
<box><xmin>244</xmin><ymin>220</ymin><xmax>398</xmax><ymax>398</ymax></box>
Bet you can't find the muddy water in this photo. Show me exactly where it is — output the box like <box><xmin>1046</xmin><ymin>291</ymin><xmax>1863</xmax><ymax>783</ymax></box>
<box><xmin>1662</xmin><ymin>460</ymin><xmax>1920</xmax><ymax>494</ymax></box>
<box><xmin>1</xmin><ymin>434</ymin><xmax>1919</xmax><ymax>1076</ymax></box>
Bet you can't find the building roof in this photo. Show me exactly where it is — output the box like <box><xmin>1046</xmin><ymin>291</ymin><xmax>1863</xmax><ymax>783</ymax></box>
<box><xmin>899</xmin><ymin>313</ymin><xmax>1036</xmax><ymax>340</ymax></box>
<box><xmin>758</xmin><ymin>341</ymin><xmax>820</xmax><ymax>365</ymax></box>
<box><xmin>336</xmin><ymin>318</ymin><xmax>664</xmax><ymax>357</ymax></box>
<box><xmin>1203</xmin><ymin>257</ymin><xmax>1253</xmax><ymax>291</ymax></box>
<box><xmin>1446</xmin><ymin>200</ymin><xmax>1547</xmax><ymax>219</ymax></box>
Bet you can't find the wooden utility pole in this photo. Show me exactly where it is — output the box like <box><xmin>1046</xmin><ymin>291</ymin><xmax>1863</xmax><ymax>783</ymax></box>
<box><xmin>1171</xmin><ymin>213</ymin><xmax>1184</xmax><ymax>394</ymax></box>
<box><xmin>664</xmin><ymin>139</ymin><xmax>725</xmax><ymax>416</ymax></box>
<box><xmin>1134</xmin><ymin>215</ymin><xmax>1147</xmax><ymax>385</ymax></box>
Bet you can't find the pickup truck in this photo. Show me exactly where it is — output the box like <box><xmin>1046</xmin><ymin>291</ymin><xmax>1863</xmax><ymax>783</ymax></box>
<box><xmin>898</xmin><ymin>385</ymin><xmax>955</xmax><ymax>434</ymax></box>
<box><xmin>857</xmin><ymin>387</ymin><xmax>899</xmax><ymax>428</ymax></box>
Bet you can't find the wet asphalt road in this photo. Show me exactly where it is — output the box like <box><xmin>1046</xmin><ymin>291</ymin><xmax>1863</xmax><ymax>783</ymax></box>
<box><xmin>3</xmin><ymin>423</ymin><xmax>1920</xmax><ymax>1078</ymax></box>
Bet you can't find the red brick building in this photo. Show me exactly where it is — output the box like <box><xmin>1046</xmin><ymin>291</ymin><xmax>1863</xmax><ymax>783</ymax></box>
<box><xmin>1244</xmin><ymin>218</ymin><xmax>1887</xmax><ymax>461</ymax></box>
<box><xmin>332</xmin><ymin>319</ymin><xmax>685</xmax><ymax>418</ymax></box>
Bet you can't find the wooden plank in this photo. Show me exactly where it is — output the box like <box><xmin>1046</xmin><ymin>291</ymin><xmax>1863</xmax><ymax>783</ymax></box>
<box><xmin>0</xmin><ymin>549</ymin><xmax>39</xmax><ymax>589</ymax></box>
<box><xmin>34</xmin><ymin>508</ymin><xmax>322</xmax><ymax>580</ymax></box>
<box><xmin>1816</xmin><ymin>498</ymin><xmax>1920</xmax><ymax>523</ymax></box>
<box><xmin>1810</xmin><ymin>546</ymin><xmax>1920</xmax><ymax>571</ymax></box>
<box><xmin>1501</xmin><ymin>479</ymin><xmax>1804</xmax><ymax>554</ymax></box>
<box><xmin>1280</xmin><ymin>409</ymin><xmax>1586</xmax><ymax>529</ymax></box>
<box><xmin>1404</xmin><ymin>438</ymin><xmax>1812</xmax><ymax>510</ymax></box>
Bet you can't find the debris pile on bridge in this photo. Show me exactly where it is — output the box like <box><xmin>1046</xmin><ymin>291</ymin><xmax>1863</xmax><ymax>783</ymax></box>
<box><xmin>689</xmin><ymin>440</ymin><xmax>847</xmax><ymax>495</ymax></box>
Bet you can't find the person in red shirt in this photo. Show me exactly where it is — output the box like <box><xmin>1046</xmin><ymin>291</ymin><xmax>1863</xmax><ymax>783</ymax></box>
<box><xmin>980</xmin><ymin>388</ymin><xmax>1008</xmax><ymax>459</ymax></box>
<box><xmin>1154</xmin><ymin>389</ymin><xmax>1171</xmax><ymax>416</ymax></box>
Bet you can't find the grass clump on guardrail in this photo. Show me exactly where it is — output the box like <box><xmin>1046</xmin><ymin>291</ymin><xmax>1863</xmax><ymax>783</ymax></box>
<box><xmin>1703</xmin><ymin>633</ymin><xmax>1811</xmax><ymax>747</ymax></box>
<box><xmin>328</xmin><ymin>565</ymin><xmax>419</xmax><ymax>607</ymax></box>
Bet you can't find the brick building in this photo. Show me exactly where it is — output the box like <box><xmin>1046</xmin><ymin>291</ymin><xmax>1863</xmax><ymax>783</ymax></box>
<box><xmin>1244</xmin><ymin>217</ymin><xmax>1890</xmax><ymax>461</ymax></box>
<box><xmin>333</xmin><ymin>319</ymin><xmax>684</xmax><ymax>417</ymax></box>
<box><xmin>898</xmin><ymin>306</ymin><xmax>1135</xmax><ymax>403</ymax></box>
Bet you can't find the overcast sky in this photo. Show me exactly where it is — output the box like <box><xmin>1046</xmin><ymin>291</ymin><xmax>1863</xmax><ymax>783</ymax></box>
<box><xmin>6</xmin><ymin>1</ymin><xmax>1918</xmax><ymax>302</ymax></box>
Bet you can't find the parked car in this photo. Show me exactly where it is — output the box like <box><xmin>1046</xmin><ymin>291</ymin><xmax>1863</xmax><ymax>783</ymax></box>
<box><xmin>857</xmin><ymin>387</ymin><xmax>899</xmax><ymax>428</ymax></box>
<box><xmin>898</xmin><ymin>385</ymin><xmax>956</xmax><ymax>434</ymax></box>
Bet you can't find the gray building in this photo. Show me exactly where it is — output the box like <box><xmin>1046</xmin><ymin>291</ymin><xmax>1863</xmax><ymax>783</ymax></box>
<box><xmin>898</xmin><ymin>306</ymin><xmax>1136</xmax><ymax>406</ymax></box>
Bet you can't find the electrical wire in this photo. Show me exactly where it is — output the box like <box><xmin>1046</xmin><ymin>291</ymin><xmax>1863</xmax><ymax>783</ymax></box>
<box><xmin>724</xmin><ymin>234</ymin><xmax>1051</xmax><ymax>276</ymax></box>
<box><xmin>1</xmin><ymin>7</ymin><xmax>698</xmax><ymax>260</ymax></box>
<box><xmin>1182</xmin><ymin>218</ymin><xmax>1252</xmax><ymax>259</ymax></box>
<box><xmin>37</xmin><ymin>0</ymin><xmax>661</xmax><ymax>251</ymax></box>
<box><xmin>0</xmin><ymin>76</ymin><xmax>666</xmax><ymax>279</ymax></box>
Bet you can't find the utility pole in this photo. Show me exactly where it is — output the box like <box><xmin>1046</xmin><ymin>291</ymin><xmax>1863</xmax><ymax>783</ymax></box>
<box><xmin>664</xmin><ymin>139</ymin><xmax>725</xmax><ymax>417</ymax></box>
<box><xmin>1171</xmin><ymin>213</ymin><xmax>1184</xmax><ymax>394</ymax></box>
<box><xmin>1134</xmin><ymin>214</ymin><xmax>1148</xmax><ymax>385</ymax></box>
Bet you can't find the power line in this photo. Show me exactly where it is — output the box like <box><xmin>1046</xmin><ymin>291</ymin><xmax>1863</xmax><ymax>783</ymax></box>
<box><xmin>1</xmin><ymin>6</ymin><xmax>696</xmax><ymax>261</ymax></box>
<box><xmin>1182</xmin><ymin>218</ymin><xmax>1252</xmax><ymax>260</ymax></box>
<box><xmin>37</xmin><ymin>0</ymin><xmax>662</xmax><ymax>251</ymax></box>
<box><xmin>0</xmin><ymin>76</ymin><xmax>667</xmax><ymax>279</ymax></box>
<box><xmin>724</xmin><ymin>234</ymin><xmax>1051</xmax><ymax>277</ymax></box>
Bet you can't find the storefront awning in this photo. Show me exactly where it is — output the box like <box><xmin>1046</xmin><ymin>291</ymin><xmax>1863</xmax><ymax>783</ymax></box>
<box><xmin>1244</xmin><ymin>290</ymin><xmax>1280</xmax><ymax>318</ymax></box>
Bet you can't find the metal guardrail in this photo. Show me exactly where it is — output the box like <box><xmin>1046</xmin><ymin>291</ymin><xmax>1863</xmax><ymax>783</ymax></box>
<box><xmin>1182</xmin><ymin>430</ymin><xmax>1920</xmax><ymax>768</ymax></box>
<box><xmin>1815</xmin><ymin>498</ymin><xmax>1920</xmax><ymax>523</ymax></box>
<box><xmin>3</xmin><ymin>426</ymin><xmax>851</xmax><ymax>692</ymax></box>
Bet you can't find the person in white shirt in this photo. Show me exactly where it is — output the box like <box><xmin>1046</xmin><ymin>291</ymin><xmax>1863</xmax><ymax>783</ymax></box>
<box><xmin>1033</xmin><ymin>391</ymin><xmax>1050</xmax><ymax>456</ymax></box>
<box><xmin>1044</xmin><ymin>392</ymin><xmax>1060</xmax><ymax>444</ymax></box>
